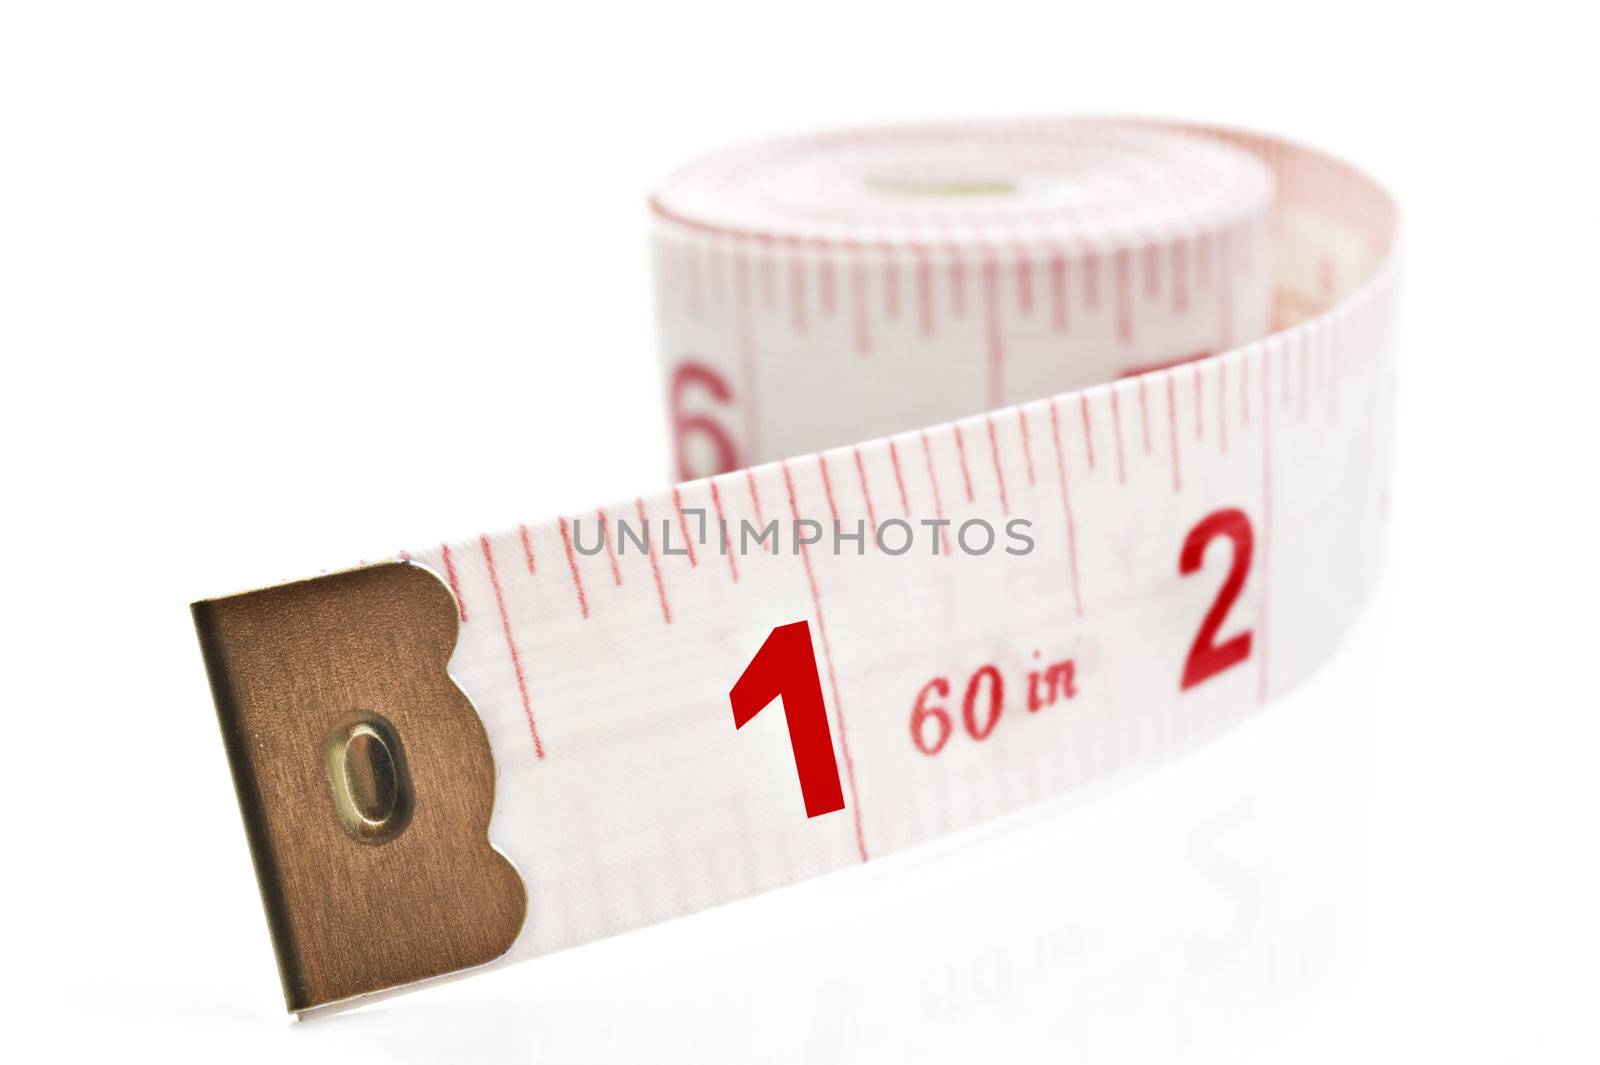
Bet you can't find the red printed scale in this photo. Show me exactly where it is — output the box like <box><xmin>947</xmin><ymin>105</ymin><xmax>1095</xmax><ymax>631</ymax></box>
<box><xmin>407</xmin><ymin>119</ymin><xmax>1399</xmax><ymax>971</ymax></box>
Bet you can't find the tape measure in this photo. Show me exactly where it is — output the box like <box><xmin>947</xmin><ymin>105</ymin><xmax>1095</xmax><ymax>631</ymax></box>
<box><xmin>192</xmin><ymin>117</ymin><xmax>1398</xmax><ymax>1014</ymax></box>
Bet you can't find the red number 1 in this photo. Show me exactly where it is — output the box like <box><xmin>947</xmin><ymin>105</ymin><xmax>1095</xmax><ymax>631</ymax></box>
<box><xmin>730</xmin><ymin>622</ymin><xmax>846</xmax><ymax>818</ymax></box>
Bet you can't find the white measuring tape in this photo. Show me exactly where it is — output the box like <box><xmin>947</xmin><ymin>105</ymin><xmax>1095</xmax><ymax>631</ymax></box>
<box><xmin>197</xmin><ymin>117</ymin><xmax>1398</xmax><ymax>1012</ymax></box>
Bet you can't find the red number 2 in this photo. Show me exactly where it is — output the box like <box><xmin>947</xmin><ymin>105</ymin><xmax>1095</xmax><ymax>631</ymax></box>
<box><xmin>1179</xmin><ymin>508</ymin><xmax>1255</xmax><ymax>691</ymax></box>
<box><xmin>730</xmin><ymin>622</ymin><xmax>846</xmax><ymax>818</ymax></box>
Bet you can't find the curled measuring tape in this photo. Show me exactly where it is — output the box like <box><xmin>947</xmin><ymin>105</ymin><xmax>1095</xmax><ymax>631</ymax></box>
<box><xmin>193</xmin><ymin>118</ymin><xmax>1399</xmax><ymax>1013</ymax></box>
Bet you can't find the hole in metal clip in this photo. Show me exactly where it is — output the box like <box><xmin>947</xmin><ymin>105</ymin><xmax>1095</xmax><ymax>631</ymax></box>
<box><xmin>326</xmin><ymin>715</ymin><xmax>413</xmax><ymax>844</ymax></box>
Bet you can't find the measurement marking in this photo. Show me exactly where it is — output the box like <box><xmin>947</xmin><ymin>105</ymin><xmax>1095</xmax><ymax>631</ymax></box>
<box><xmin>818</xmin><ymin>454</ymin><xmax>841</xmax><ymax>524</ymax></box>
<box><xmin>788</xmin><ymin>249</ymin><xmax>808</xmax><ymax>334</ymax></box>
<box><xmin>1167</xmin><ymin>374</ymin><xmax>1183</xmax><ymax>493</ymax></box>
<box><xmin>949</xmin><ymin>249</ymin><xmax>967</xmax><ymax>317</ymax></box>
<box><xmin>635</xmin><ymin>497</ymin><xmax>672</xmax><ymax>624</ymax></box>
<box><xmin>1329</xmin><ymin>325</ymin><xmax>1340</xmax><ymax>424</ymax></box>
<box><xmin>1173</xmin><ymin>237</ymin><xmax>1189</xmax><ymax>312</ymax></box>
<box><xmin>852</xmin><ymin>446</ymin><xmax>881</xmax><ymax>531</ymax></box>
<box><xmin>1196</xmin><ymin>232</ymin><xmax>1212</xmax><ymax>290</ymax></box>
<box><xmin>518</xmin><ymin>523</ymin><xmax>537</xmax><ymax>574</ymax></box>
<box><xmin>1219</xmin><ymin>364</ymin><xmax>1229</xmax><ymax>454</ymax></box>
<box><xmin>883</xmin><ymin>253</ymin><xmax>901</xmax><ymax>318</ymax></box>
<box><xmin>1016</xmin><ymin>255</ymin><xmax>1034</xmax><ymax>315</ymax></box>
<box><xmin>481</xmin><ymin>534</ymin><xmax>544</xmax><ymax>760</ymax></box>
<box><xmin>1219</xmin><ymin>228</ymin><xmax>1235</xmax><ymax>348</ymax></box>
<box><xmin>1194</xmin><ymin>371</ymin><xmax>1204</xmax><ymax>440</ymax></box>
<box><xmin>1016</xmin><ymin>407</ymin><xmax>1037</xmax><ymax>486</ymax></box>
<box><xmin>1078</xmin><ymin>393</ymin><xmax>1096</xmax><ymax>471</ymax></box>
<box><xmin>887</xmin><ymin>439</ymin><xmax>912</xmax><ymax>517</ymax></box>
<box><xmin>916</xmin><ymin>248</ymin><xmax>935</xmax><ymax>336</ymax></box>
<box><xmin>598</xmin><ymin>509</ymin><xmax>622</xmax><ymax>586</ymax></box>
<box><xmin>760</xmin><ymin>255</ymin><xmax>777</xmax><ymax>312</ymax></box>
<box><xmin>1083</xmin><ymin>252</ymin><xmax>1100</xmax><ymax>308</ymax></box>
<box><xmin>983</xmin><ymin>257</ymin><xmax>1004</xmax><ymax>408</ymax></box>
<box><xmin>1260</xmin><ymin>348</ymin><xmax>1274</xmax><ymax>702</ymax></box>
<box><xmin>686</xmin><ymin>245</ymin><xmax>705</xmax><ymax>320</ymax></box>
<box><xmin>818</xmin><ymin>257</ymin><xmax>837</xmax><ymax>318</ymax></box>
<box><xmin>557</xmin><ymin>517</ymin><xmax>590</xmax><ymax>619</ymax></box>
<box><xmin>953</xmin><ymin>424</ymin><xmax>976</xmax><ymax>503</ymax></box>
<box><xmin>1049</xmin><ymin>252</ymin><xmax>1068</xmax><ymax>333</ymax></box>
<box><xmin>1114</xmin><ymin>248</ymin><xmax>1132</xmax><ymax>343</ymax></box>
<box><xmin>441</xmin><ymin>543</ymin><xmax>467</xmax><ymax>623</ymax></box>
<box><xmin>1109</xmin><ymin>389</ymin><xmax>1127</xmax><ymax>486</ymax></box>
<box><xmin>985</xmin><ymin>415</ymin><xmax>1011</xmax><ymax>515</ymax></box>
<box><xmin>1240</xmin><ymin>358</ymin><xmax>1251</xmax><ymax>427</ymax></box>
<box><xmin>747</xmin><ymin>469</ymin><xmax>776</xmax><ymax>554</ymax></box>
<box><xmin>1138</xmin><ymin>377</ymin><xmax>1153</xmax><ymax>454</ymax></box>
<box><xmin>707</xmin><ymin>245</ymin><xmax>725</xmax><ymax>309</ymax></box>
<box><xmin>782</xmin><ymin>462</ymin><xmax>869</xmax><ymax>862</ymax></box>
<box><xmin>708</xmin><ymin>479</ymin><xmax>738</xmax><ymax>582</ymax></box>
<box><xmin>851</xmin><ymin>259</ymin><xmax>871</xmax><ymax>355</ymax></box>
<box><xmin>1299</xmin><ymin>338</ymin><xmax>1310</xmax><ymax>423</ymax></box>
<box><xmin>919</xmin><ymin>431</ymin><xmax>953</xmax><ymax>555</ymax></box>
<box><xmin>672</xmin><ymin>487</ymin><xmax>698</xmax><ymax>567</ymax></box>
<box><xmin>1047</xmin><ymin>398</ymin><xmax>1085</xmax><ymax>616</ymax></box>
<box><xmin>734</xmin><ymin>251</ymin><xmax>760</xmax><ymax>464</ymax></box>
<box><xmin>1144</xmin><ymin>243</ymin><xmax>1161</xmax><ymax>299</ymax></box>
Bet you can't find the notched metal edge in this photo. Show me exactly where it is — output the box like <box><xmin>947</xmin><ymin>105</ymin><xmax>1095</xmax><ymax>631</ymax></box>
<box><xmin>192</xmin><ymin>560</ymin><xmax>529</xmax><ymax>1014</ymax></box>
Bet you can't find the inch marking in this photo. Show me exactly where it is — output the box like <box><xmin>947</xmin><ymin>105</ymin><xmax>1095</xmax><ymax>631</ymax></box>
<box><xmin>708</xmin><ymin>478</ymin><xmax>739</xmax><ymax>583</ymax></box>
<box><xmin>920</xmin><ymin>431</ymin><xmax>953</xmax><ymax>555</ymax></box>
<box><xmin>635</xmin><ymin>497</ymin><xmax>672</xmax><ymax>624</ymax></box>
<box><xmin>1078</xmin><ymin>393</ymin><xmax>1096</xmax><ymax>472</ymax></box>
<box><xmin>441</xmin><ymin>543</ymin><xmax>467</xmax><ymax>623</ymax></box>
<box><xmin>782</xmin><ymin>462</ymin><xmax>868</xmax><ymax>860</ymax></box>
<box><xmin>598</xmin><ymin>509</ymin><xmax>622</xmax><ymax>586</ymax></box>
<box><xmin>851</xmin><ymin>258</ymin><xmax>871</xmax><ymax>355</ymax></box>
<box><xmin>788</xmin><ymin>249</ymin><xmax>808</xmax><ymax>334</ymax></box>
<box><xmin>747</xmin><ymin>469</ymin><xmax>776</xmax><ymax>554</ymax></box>
<box><xmin>672</xmin><ymin>487</ymin><xmax>699</xmax><ymax>568</ymax></box>
<box><xmin>1138</xmin><ymin>377</ymin><xmax>1153</xmax><ymax>455</ymax></box>
<box><xmin>481</xmin><ymin>534</ymin><xmax>544</xmax><ymax>759</ymax></box>
<box><xmin>983</xmin><ymin>257</ymin><xmax>1004</xmax><ymax>407</ymax></box>
<box><xmin>953</xmin><ymin>425</ymin><xmax>976</xmax><ymax>504</ymax></box>
<box><xmin>518</xmin><ymin>523</ymin><xmax>537</xmax><ymax>574</ymax></box>
<box><xmin>1047</xmin><ymin>398</ymin><xmax>1085</xmax><ymax>616</ymax></box>
<box><xmin>1049</xmin><ymin>252</ymin><xmax>1068</xmax><ymax>333</ymax></box>
<box><xmin>818</xmin><ymin>454</ymin><xmax>842</xmax><ymax>524</ymax></box>
<box><xmin>1260</xmin><ymin>350</ymin><xmax>1275</xmax><ymax>702</ymax></box>
<box><xmin>1167</xmin><ymin>374</ymin><xmax>1183</xmax><ymax>493</ymax></box>
<box><xmin>1016</xmin><ymin>407</ymin><xmax>1037</xmax><ymax>487</ymax></box>
<box><xmin>1218</xmin><ymin>363</ymin><xmax>1229</xmax><ymax>454</ymax></box>
<box><xmin>852</xmin><ymin>446</ymin><xmax>881</xmax><ymax>532</ymax></box>
<box><xmin>1109</xmin><ymin>389</ymin><xmax>1127</xmax><ymax>486</ymax></box>
<box><xmin>887</xmin><ymin>440</ymin><xmax>911</xmax><ymax>517</ymax></box>
<box><xmin>985</xmin><ymin>415</ymin><xmax>1011</xmax><ymax>515</ymax></box>
<box><xmin>557</xmin><ymin>516</ymin><xmax>590</xmax><ymax>620</ymax></box>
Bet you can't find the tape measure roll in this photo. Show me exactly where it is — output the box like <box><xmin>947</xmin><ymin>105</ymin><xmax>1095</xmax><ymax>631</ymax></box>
<box><xmin>194</xmin><ymin>118</ymin><xmax>1399</xmax><ymax>1012</ymax></box>
<box><xmin>651</xmin><ymin>119</ymin><xmax>1279</xmax><ymax>468</ymax></box>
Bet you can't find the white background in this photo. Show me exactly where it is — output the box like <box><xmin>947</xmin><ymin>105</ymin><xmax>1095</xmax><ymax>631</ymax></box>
<box><xmin>3</xmin><ymin>1</ymin><xmax>1596</xmax><ymax>1061</ymax></box>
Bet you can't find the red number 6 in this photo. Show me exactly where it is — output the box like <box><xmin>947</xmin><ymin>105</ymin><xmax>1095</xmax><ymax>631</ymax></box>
<box><xmin>671</xmin><ymin>360</ymin><xmax>739</xmax><ymax>481</ymax></box>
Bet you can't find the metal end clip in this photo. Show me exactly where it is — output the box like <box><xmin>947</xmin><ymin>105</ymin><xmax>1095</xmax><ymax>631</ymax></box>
<box><xmin>193</xmin><ymin>562</ymin><xmax>527</xmax><ymax>1013</ymax></box>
